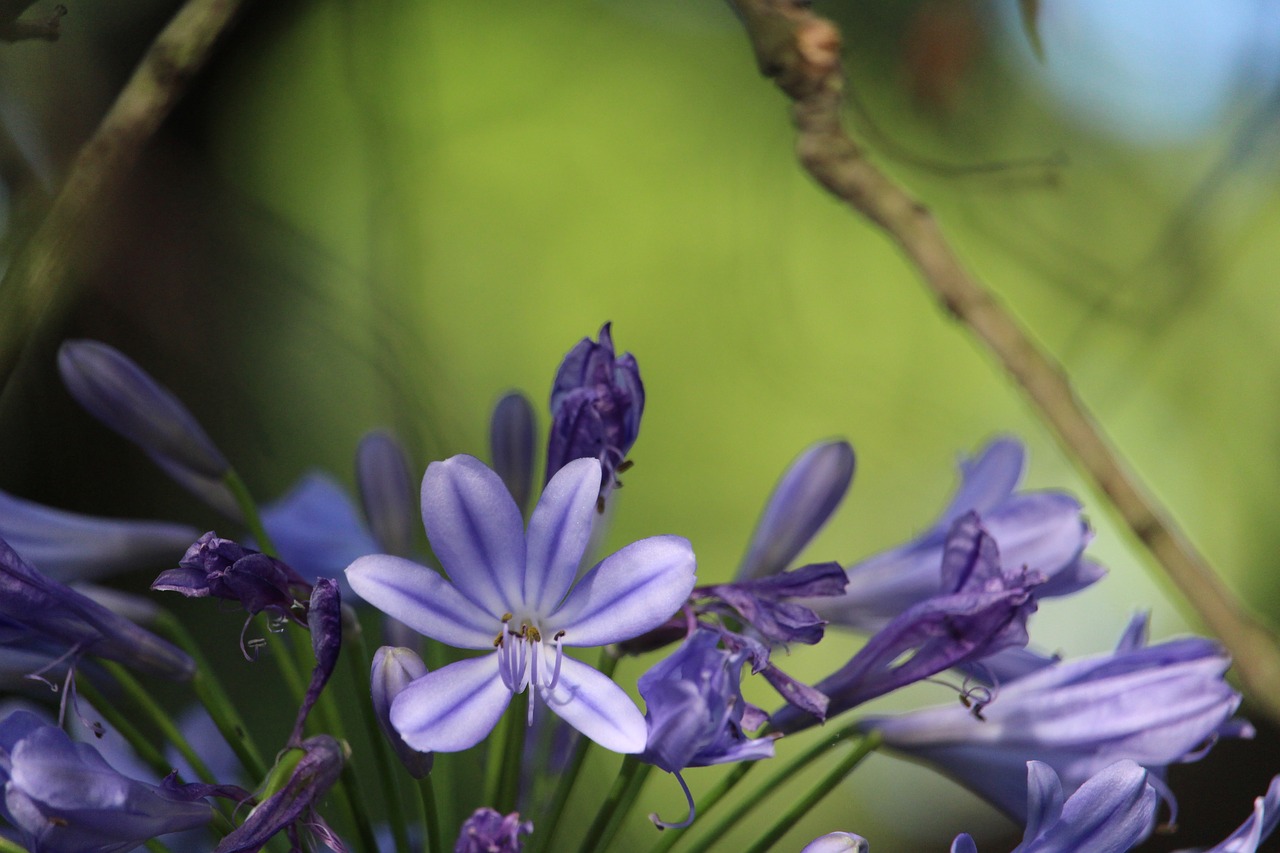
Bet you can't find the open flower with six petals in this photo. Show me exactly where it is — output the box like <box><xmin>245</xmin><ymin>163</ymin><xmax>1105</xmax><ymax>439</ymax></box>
<box><xmin>347</xmin><ymin>454</ymin><xmax>696</xmax><ymax>754</ymax></box>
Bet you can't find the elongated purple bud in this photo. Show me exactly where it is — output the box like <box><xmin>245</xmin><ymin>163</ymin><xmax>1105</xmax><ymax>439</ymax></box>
<box><xmin>357</xmin><ymin>430</ymin><xmax>418</xmax><ymax>557</ymax></box>
<box><xmin>490</xmin><ymin>393</ymin><xmax>536</xmax><ymax>511</ymax></box>
<box><xmin>737</xmin><ymin>440</ymin><xmax>854</xmax><ymax>581</ymax></box>
<box><xmin>371</xmin><ymin>645</ymin><xmax>434</xmax><ymax>778</ymax></box>
<box><xmin>0</xmin><ymin>535</ymin><xmax>194</xmax><ymax>680</ymax></box>
<box><xmin>58</xmin><ymin>340</ymin><xmax>229</xmax><ymax>479</ymax></box>
<box><xmin>288</xmin><ymin>580</ymin><xmax>343</xmax><ymax>745</ymax></box>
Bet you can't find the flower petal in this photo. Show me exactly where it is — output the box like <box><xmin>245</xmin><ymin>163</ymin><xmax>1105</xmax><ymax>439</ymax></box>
<box><xmin>346</xmin><ymin>555</ymin><xmax>495</xmax><ymax>649</ymax></box>
<box><xmin>542</xmin><ymin>655</ymin><xmax>646</xmax><ymax>754</ymax></box>
<box><xmin>550</xmin><ymin>535</ymin><xmax>696</xmax><ymax>646</ymax></box>
<box><xmin>524</xmin><ymin>458</ymin><xmax>599</xmax><ymax>613</ymax></box>
<box><xmin>390</xmin><ymin>654</ymin><xmax>511</xmax><ymax>752</ymax></box>
<box><xmin>422</xmin><ymin>455</ymin><xmax>527</xmax><ymax>614</ymax></box>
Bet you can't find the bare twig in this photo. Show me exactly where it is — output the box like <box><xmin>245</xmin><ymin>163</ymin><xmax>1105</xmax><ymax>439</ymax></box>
<box><xmin>0</xmin><ymin>0</ymin><xmax>248</xmax><ymax>393</ymax></box>
<box><xmin>725</xmin><ymin>0</ymin><xmax>1280</xmax><ymax>721</ymax></box>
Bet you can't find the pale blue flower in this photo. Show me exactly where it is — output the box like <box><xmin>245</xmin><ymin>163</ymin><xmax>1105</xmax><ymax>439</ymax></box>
<box><xmin>347</xmin><ymin>455</ymin><xmax>696</xmax><ymax>753</ymax></box>
<box><xmin>860</xmin><ymin>615</ymin><xmax>1249</xmax><ymax>821</ymax></box>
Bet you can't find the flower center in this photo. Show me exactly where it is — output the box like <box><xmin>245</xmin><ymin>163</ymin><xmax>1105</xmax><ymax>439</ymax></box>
<box><xmin>494</xmin><ymin>613</ymin><xmax>566</xmax><ymax>724</ymax></box>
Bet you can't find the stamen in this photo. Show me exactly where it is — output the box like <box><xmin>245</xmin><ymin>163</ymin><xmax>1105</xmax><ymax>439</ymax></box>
<box><xmin>650</xmin><ymin>771</ymin><xmax>696</xmax><ymax>830</ymax></box>
<box><xmin>546</xmin><ymin>631</ymin><xmax>566</xmax><ymax>691</ymax></box>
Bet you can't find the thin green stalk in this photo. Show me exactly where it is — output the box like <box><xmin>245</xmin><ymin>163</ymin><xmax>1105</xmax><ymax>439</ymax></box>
<box><xmin>647</xmin><ymin>761</ymin><xmax>756</xmax><ymax>853</ymax></box>
<box><xmin>740</xmin><ymin>732</ymin><xmax>881</xmax><ymax>853</ymax></box>
<box><xmin>100</xmin><ymin>660</ymin><xmax>215</xmax><ymax>783</ymax></box>
<box><xmin>153</xmin><ymin>609</ymin><xmax>268</xmax><ymax>779</ymax></box>
<box><xmin>0</xmin><ymin>838</ymin><xmax>26</xmax><ymax>853</ymax></box>
<box><xmin>144</xmin><ymin>838</ymin><xmax>172</xmax><ymax>853</ymax></box>
<box><xmin>348</xmin><ymin>626</ymin><xmax>411</xmax><ymax>853</ymax></box>
<box><xmin>534</xmin><ymin>649</ymin><xmax>619</xmax><ymax>853</ymax></box>
<box><xmin>224</xmin><ymin>469</ymin><xmax>278</xmax><ymax>556</ymax></box>
<box><xmin>576</xmin><ymin>755</ymin><xmax>645</xmax><ymax>853</ymax></box>
<box><xmin>495</xmin><ymin>692</ymin><xmax>528</xmax><ymax>813</ymax></box>
<box><xmin>678</xmin><ymin>725</ymin><xmax>866</xmax><ymax>853</ymax></box>
<box><xmin>594</xmin><ymin>759</ymin><xmax>653</xmax><ymax>851</ymax></box>
<box><xmin>419</xmin><ymin>775</ymin><xmax>444</xmax><ymax>853</ymax></box>
<box><xmin>74</xmin><ymin>676</ymin><xmax>168</xmax><ymax>776</ymax></box>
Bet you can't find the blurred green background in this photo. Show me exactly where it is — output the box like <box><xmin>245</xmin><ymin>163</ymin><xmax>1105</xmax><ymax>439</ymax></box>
<box><xmin>2</xmin><ymin>0</ymin><xmax>1279</xmax><ymax>849</ymax></box>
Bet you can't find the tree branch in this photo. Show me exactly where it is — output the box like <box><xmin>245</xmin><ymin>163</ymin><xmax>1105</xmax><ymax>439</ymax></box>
<box><xmin>725</xmin><ymin>0</ymin><xmax>1280</xmax><ymax>721</ymax></box>
<box><xmin>0</xmin><ymin>0</ymin><xmax>248</xmax><ymax>393</ymax></box>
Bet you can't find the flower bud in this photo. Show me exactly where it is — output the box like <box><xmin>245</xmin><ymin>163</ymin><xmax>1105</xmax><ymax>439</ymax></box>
<box><xmin>371</xmin><ymin>645</ymin><xmax>434</xmax><ymax>777</ymax></box>
<box><xmin>489</xmin><ymin>393</ymin><xmax>536</xmax><ymax>511</ymax></box>
<box><xmin>357</xmin><ymin>430</ymin><xmax>418</xmax><ymax>557</ymax></box>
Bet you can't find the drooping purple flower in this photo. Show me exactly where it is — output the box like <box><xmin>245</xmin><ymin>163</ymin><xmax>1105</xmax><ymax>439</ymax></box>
<box><xmin>1174</xmin><ymin>775</ymin><xmax>1280</xmax><ymax>853</ymax></box>
<box><xmin>490</xmin><ymin>392</ymin><xmax>537</xmax><ymax>513</ymax></box>
<box><xmin>0</xmin><ymin>534</ymin><xmax>193</xmax><ymax>680</ymax></box>
<box><xmin>357</xmin><ymin>430</ymin><xmax>419</xmax><ymax>558</ymax></box>
<box><xmin>347</xmin><ymin>455</ymin><xmax>696</xmax><ymax>753</ymax></box>
<box><xmin>454</xmin><ymin>807</ymin><xmax>532</xmax><ymax>853</ymax></box>
<box><xmin>0</xmin><ymin>488</ymin><xmax>198</xmax><ymax>583</ymax></box>
<box><xmin>859</xmin><ymin>615</ymin><xmax>1251</xmax><ymax>822</ymax></box>
<box><xmin>214</xmin><ymin>735</ymin><xmax>347</xmax><ymax>853</ymax></box>
<box><xmin>774</xmin><ymin>514</ymin><xmax>1042</xmax><ymax>732</ymax></box>
<box><xmin>0</xmin><ymin>710</ymin><xmax>213</xmax><ymax>853</ymax></box>
<box><xmin>57</xmin><ymin>339</ymin><xmax>239</xmax><ymax>517</ymax></box>
<box><xmin>546</xmin><ymin>323</ymin><xmax>644</xmax><ymax>503</ymax></box>
<box><xmin>152</xmin><ymin>532</ymin><xmax>310</xmax><ymax>627</ymax></box>
<box><xmin>736</xmin><ymin>440</ymin><xmax>855</xmax><ymax>581</ymax></box>
<box><xmin>952</xmin><ymin>760</ymin><xmax>1158</xmax><ymax>853</ymax></box>
<box><xmin>698</xmin><ymin>561</ymin><xmax>848</xmax><ymax>647</ymax></box>
<box><xmin>820</xmin><ymin>438</ymin><xmax>1103</xmax><ymax>633</ymax></box>
<box><xmin>638</xmin><ymin>628</ymin><xmax>774</xmax><ymax>773</ymax></box>
<box><xmin>286</xmin><ymin>579</ymin><xmax>343</xmax><ymax>746</ymax></box>
<box><xmin>371</xmin><ymin>646</ymin><xmax>434</xmax><ymax>778</ymax></box>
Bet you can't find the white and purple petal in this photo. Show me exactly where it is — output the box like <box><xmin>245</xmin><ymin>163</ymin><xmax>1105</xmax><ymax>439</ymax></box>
<box><xmin>346</xmin><ymin>555</ymin><xmax>495</xmax><ymax>649</ymax></box>
<box><xmin>390</xmin><ymin>654</ymin><xmax>512</xmax><ymax>753</ymax></box>
<box><xmin>422</xmin><ymin>455</ymin><xmax>527</xmax><ymax>615</ymax></box>
<box><xmin>549</xmin><ymin>535</ymin><xmax>696</xmax><ymax>646</ymax></box>
<box><xmin>523</xmin><ymin>458</ymin><xmax>599</xmax><ymax>613</ymax></box>
<box><xmin>541</xmin><ymin>655</ymin><xmax>647</xmax><ymax>754</ymax></box>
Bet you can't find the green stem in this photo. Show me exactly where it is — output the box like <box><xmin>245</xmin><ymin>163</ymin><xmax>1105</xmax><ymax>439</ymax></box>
<box><xmin>0</xmin><ymin>838</ymin><xmax>27</xmax><ymax>853</ymax></box>
<box><xmin>348</xmin><ymin>626</ymin><xmax>411</xmax><ymax>853</ymax></box>
<box><xmin>100</xmin><ymin>660</ymin><xmax>215</xmax><ymax>783</ymax></box>
<box><xmin>224</xmin><ymin>469</ymin><xmax>278</xmax><ymax>556</ymax></box>
<box><xmin>646</xmin><ymin>761</ymin><xmax>756</xmax><ymax>853</ymax></box>
<box><xmin>534</xmin><ymin>650</ymin><xmax>619</xmax><ymax>853</ymax></box>
<box><xmin>577</xmin><ymin>755</ymin><xmax>645</xmax><ymax>853</ymax></box>
<box><xmin>153</xmin><ymin>609</ymin><xmax>268</xmax><ymax>780</ymax></box>
<box><xmin>595</xmin><ymin>759</ymin><xmax>653</xmax><ymax>851</ymax></box>
<box><xmin>740</xmin><ymin>732</ymin><xmax>880</xmax><ymax>853</ymax></box>
<box><xmin>495</xmin><ymin>691</ymin><xmax>528</xmax><ymax>813</ymax></box>
<box><xmin>74</xmin><ymin>676</ymin><xmax>169</xmax><ymax>776</ymax></box>
<box><xmin>419</xmin><ymin>775</ymin><xmax>444</xmax><ymax>853</ymax></box>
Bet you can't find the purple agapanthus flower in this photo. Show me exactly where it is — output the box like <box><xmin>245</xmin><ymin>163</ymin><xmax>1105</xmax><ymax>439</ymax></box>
<box><xmin>638</xmin><ymin>628</ymin><xmax>774</xmax><ymax>773</ymax></box>
<box><xmin>951</xmin><ymin>760</ymin><xmax>1158</xmax><ymax>853</ymax></box>
<box><xmin>454</xmin><ymin>807</ymin><xmax>532</xmax><ymax>853</ymax></box>
<box><xmin>0</xmin><ymin>710</ymin><xmax>214</xmax><ymax>853</ymax></box>
<box><xmin>1174</xmin><ymin>775</ymin><xmax>1280</xmax><ymax>853</ymax></box>
<box><xmin>859</xmin><ymin>614</ymin><xmax>1251</xmax><ymax>822</ymax></box>
<box><xmin>490</xmin><ymin>392</ymin><xmax>537</xmax><ymax>513</ymax></box>
<box><xmin>546</xmin><ymin>323</ymin><xmax>644</xmax><ymax>503</ymax></box>
<box><xmin>357</xmin><ymin>430</ymin><xmax>419</xmax><ymax>559</ymax></box>
<box><xmin>214</xmin><ymin>735</ymin><xmax>347</xmax><ymax>853</ymax></box>
<box><xmin>153</xmin><ymin>532</ymin><xmax>310</xmax><ymax>626</ymax></box>
<box><xmin>773</xmin><ymin>513</ymin><xmax>1042</xmax><ymax>732</ymax></box>
<box><xmin>819</xmin><ymin>438</ymin><xmax>1103</xmax><ymax>633</ymax></box>
<box><xmin>0</xmin><ymin>534</ymin><xmax>193</xmax><ymax>681</ymax></box>
<box><xmin>347</xmin><ymin>455</ymin><xmax>696</xmax><ymax>753</ymax></box>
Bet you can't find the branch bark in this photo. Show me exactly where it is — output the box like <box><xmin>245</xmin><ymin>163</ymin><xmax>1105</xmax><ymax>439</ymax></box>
<box><xmin>725</xmin><ymin>0</ymin><xmax>1280</xmax><ymax>721</ymax></box>
<box><xmin>0</xmin><ymin>0</ymin><xmax>248</xmax><ymax>393</ymax></box>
